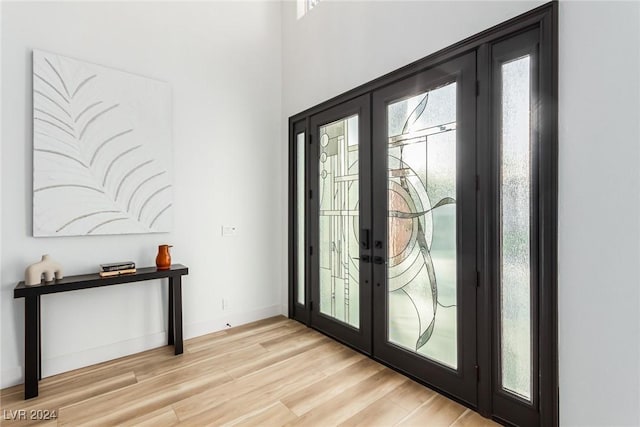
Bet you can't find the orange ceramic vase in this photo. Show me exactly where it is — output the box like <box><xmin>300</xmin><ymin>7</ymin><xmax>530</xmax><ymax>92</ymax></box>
<box><xmin>156</xmin><ymin>245</ymin><xmax>172</xmax><ymax>270</ymax></box>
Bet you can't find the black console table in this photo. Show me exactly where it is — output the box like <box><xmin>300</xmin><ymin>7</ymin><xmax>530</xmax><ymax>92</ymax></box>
<box><xmin>14</xmin><ymin>264</ymin><xmax>188</xmax><ymax>400</ymax></box>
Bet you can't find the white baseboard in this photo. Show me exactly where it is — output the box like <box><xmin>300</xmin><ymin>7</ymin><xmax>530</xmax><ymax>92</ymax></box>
<box><xmin>0</xmin><ymin>304</ymin><xmax>282</xmax><ymax>389</ymax></box>
<box><xmin>184</xmin><ymin>304</ymin><xmax>283</xmax><ymax>339</ymax></box>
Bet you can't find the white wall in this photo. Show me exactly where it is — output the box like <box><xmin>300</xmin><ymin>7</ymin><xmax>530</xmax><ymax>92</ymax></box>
<box><xmin>281</xmin><ymin>1</ymin><xmax>640</xmax><ymax>426</ymax></box>
<box><xmin>281</xmin><ymin>0</ymin><xmax>546</xmax><ymax>115</ymax></box>
<box><xmin>1</xmin><ymin>1</ymin><xmax>283</xmax><ymax>387</ymax></box>
<box><xmin>558</xmin><ymin>2</ymin><xmax>640</xmax><ymax>426</ymax></box>
<box><xmin>0</xmin><ymin>1</ymin><xmax>4</xmax><ymax>385</ymax></box>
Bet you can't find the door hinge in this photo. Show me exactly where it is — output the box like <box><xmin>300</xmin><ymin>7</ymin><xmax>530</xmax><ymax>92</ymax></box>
<box><xmin>475</xmin><ymin>175</ymin><xmax>480</xmax><ymax>191</ymax></box>
<box><xmin>475</xmin><ymin>365</ymin><xmax>480</xmax><ymax>381</ymax></box>
<box><xmin>309</xmin><ymin>190</ymin><xmax>313</xmax><ymax>199</ymax></box>
<box><xmin>476</xmin><ymin>271</ymin><xmax>480</xmax><ymax>288</ymax></box>
<box><xmin>476</xmin><ymin>80</ymin><xmax>480</xmax><ymax>97</ymax></box>
<box><xmin>310</xmin><ymin>301</ymin><xmax>313</xmax><ymax>311</ymax></box>
<box><xmin>309</xmin><ymin>246</ymin><xmax>313</xmax><ymax>256</ymax></box>
<box><xmin>309</xmin><ymin>134</ymin><xmax>312</xmax><ymax>145</ymax></box>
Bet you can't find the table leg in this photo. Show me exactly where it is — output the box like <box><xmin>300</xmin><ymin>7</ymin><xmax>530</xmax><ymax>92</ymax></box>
<box><xmin>24</xmin><ymin>296</ymin><xmax>39</xmax><ymax>399</ymax></box>
<box><xmin>171</xmin><ymin>276</ymin><xmax>183</xmax><ymax>355</ymax></box>
<box><xmin>168</xmin><ymin>278</ymin><xmax>174</xmax><ymax>346</ymax></box>
<box><xmin>38</xmin><ymin>295</ymin><xmax>42</xmax><ymax>380</ymax></box>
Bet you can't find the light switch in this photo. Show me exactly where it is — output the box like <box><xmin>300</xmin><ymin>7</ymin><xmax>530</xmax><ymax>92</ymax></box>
<box><xmin>222</xmin><ymin>226</ymin><xmax>238</xmax><ymax>236</ymax></box>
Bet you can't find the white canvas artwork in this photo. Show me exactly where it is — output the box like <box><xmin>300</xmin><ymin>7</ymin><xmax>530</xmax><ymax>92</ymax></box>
<box><xmin>32</xmin><ymin>50</ymin><xmax>173</xmax><ymax>236</ymax></box>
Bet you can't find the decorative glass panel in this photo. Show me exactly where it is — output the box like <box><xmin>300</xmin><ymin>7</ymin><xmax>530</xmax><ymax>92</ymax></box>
<box><xmin>296</xmin><ymin>132</ymin><xmax>305</xmax><ymax>305</ymax></box>
<box><xmin>386</xmin><ymin>83</ymin><xmax>458</xmax><ymax>369</ymax></box>
<box><xmin>318</xmin><ymin>115</ymin><xmax>360</xmax><ymax>328</ymax></box>
<box><xmin>500</xmin><ymin>55</ymin><xmax>532</xmax><ymax>401</ymax></box>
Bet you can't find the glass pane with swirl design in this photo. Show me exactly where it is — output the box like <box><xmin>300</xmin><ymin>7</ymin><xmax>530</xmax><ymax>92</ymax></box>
<box><xmin>386</xmin><ymin>82</ymin><xmax>458</xmax><ymax>369</ymax></box>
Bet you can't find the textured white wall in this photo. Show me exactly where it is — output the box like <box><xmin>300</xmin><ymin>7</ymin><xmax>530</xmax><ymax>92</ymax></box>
<box><xmin>1</xmin><ymin>1</ymin><xmax>283</xmax><ymax>387</ymax></box>
<box><xmin>281</xmin><ymin>1</ymin><xmax>640</xmax><ymax>425</ymax></box>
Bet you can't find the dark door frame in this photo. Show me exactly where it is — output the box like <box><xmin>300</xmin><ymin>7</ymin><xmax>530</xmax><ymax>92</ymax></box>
<box><xmin>288</xmin><ymin>3</ymin><xmax>558</xmax><ymax>425</ymax></box>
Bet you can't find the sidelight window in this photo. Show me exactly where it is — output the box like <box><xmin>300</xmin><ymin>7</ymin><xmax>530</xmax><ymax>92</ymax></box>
<box><xmin>296</xmin><ymin>132</ymin><xmax>306</xmax><ymax>306</ymax></box>
<box><xmin>500</xmin><ymin>55</ymin><xmax>533</xmax><ymax>401</ymax></box>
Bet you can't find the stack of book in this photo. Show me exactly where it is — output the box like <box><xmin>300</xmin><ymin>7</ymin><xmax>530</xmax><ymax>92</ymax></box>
<box><xmin>99</xmin><ymin>261</ymin><xmax>136</xmax><ymax>277</ymax></box>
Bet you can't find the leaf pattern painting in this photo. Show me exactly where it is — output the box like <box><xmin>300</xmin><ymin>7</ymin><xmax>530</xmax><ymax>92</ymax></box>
<box><xmin>32</xmin><ymin>50</ymin><xmax>172</xmax><ymax>236</ymax></box>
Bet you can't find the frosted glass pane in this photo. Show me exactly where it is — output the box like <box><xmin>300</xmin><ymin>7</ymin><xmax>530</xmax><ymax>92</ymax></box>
<box><xmin>318</xmin><ymin>115</ymin><xmax>359</xmax><ymax>329</ymax></box>
<box><xmin>296</xmin><ymin>132</ymin><xmax>305</xmax><ymax>305</ymax></box>
<box><xmin>386</xmin><ymin>82</ymin><xmax>457</xmax><ymax>369</ymax></box>
<box><xmin>500</xmin><ymin>56</ymin><xmax>532</xmax><ymax>401</ymax></box>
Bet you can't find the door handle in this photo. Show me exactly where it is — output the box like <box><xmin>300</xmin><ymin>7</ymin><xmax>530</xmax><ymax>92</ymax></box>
<box><xmin>361</xmin><ymin>229</ymin><xmax>370</xmax><ymax>250</ymax></box>
<box><xmin>373</xmin><ymin>256</ymin><xmax>386</xmax><ymax>265</ymax></box>
<box><xmin>357</xmin><ymin>255</ymin><xmax>371</xmax><ymax>263</ymax></box>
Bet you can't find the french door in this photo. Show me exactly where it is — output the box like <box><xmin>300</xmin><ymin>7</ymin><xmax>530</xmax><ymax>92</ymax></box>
<box><xmin>371</xmin><ymin>52</ymin><xmax>477</xmax><ymax>405</ymax></box>
<box><xmin>305</xmin><ymin>53</ymin><xmax>477</xmax><ymax>400</ymax></box>
<box><xmin>289</xmin><ymin>4</ymin><xmax>557</xmax><ymax>425</ymax></box>
<box><xmin>308</xmin><ymin>95</ymin><xmax>372</xmax><ymax>353</ymax></box>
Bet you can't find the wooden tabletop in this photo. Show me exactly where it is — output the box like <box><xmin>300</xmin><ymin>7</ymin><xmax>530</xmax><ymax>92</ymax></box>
<box><xmin>14</xmin><ymin>264</ymin><xmax>188</xmax><ymax>298</ymax></box>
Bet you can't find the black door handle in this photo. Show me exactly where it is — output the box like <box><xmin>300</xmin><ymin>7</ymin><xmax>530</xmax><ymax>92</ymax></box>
<box><xmin>361</xmin><ymin>229</ymin><xmax>370</xmax><ymax>250</ymax></box>
<box><xmin>353</xmin><ymin>255</ymin><xmax>370</xmax><ymax>263</ymax></box>
<box><xmin>373</xmin><ymin>256</ymin><xmax>386</xmax><ymax>265</ymax></box>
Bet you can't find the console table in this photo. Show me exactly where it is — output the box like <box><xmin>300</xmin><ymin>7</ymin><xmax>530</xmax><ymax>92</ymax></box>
<box><xmin>14</xmin><ymin>264</ymin><xmax>188</xmax><ymax>400</ymax></box>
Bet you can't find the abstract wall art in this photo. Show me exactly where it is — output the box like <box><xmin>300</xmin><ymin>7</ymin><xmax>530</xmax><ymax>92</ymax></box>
<box><xmin>32</xmin><ymin>49</ymin><xmax>172</xmax><ymax>236</ymax></box>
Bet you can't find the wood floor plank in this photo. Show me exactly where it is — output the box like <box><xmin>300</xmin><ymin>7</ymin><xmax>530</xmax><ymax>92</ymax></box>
<box><xmin>0</xmin><ymin>318</ymin><xmax>497</xmax><ymax>427</ymax></box>
<box><xmin>187</xmin><ymin>320</ymin><xmax>304</xmax><ymax>354</ymax></box>
<box><xmin>140</xmin><ymin>321</ymin><xmax>307</xmax><ymax>384</ymax></box>
<box><xmin>46</xmin><ymin>345</ymin><xmax>174</xmax><ymax>383</ymax></box>
<box><xmin>173</xmin><ymin>339</ymin><xmax>347</xmax><ymax>422</ymax></box>
<box><xmin>396</xmin><ymin>394</ymin><xmax>468</xmax><ymax>427</ymax></box>
<box><xmin>281</xmin><ymin>357</ymin><xmax>384</xmax><ymax>416</ymax></box>
<box><xmin>175</xmin><ymin>369</ymin><xmax>326</xmax><ymax>426</ymax></box>
<box><xmin>285</xmin><ymin>369</ymin><xmax>408</xmax><ymax>426</ymax></box>
<box><xmin>338</xmin><ymin>396</ymin><xmax>412</xmax><ymax>427</ymax></box>
<box><xmin>0</xmin><ymin>372</ymin><xmax>138</xmax><ymax>427</ymax></box>
<box><xmin>134</xmin><ymin>342</ymin><xmax>267</xmax><ymax>381</ymax></box>
<box><xmin>1</xmin><ymin>384</ymin><xmax>24</xmax><ymax>400</ymax></box>
<box><xmin>450</xmin><ymin>409</ymin><xmax>501</xmax><ymax>427</ymax></box>
<box><xmin>120</xmin><ymin>406</ymin><xmax>180</xmax><ymax>427</ymax></box>
<box><xmin>182</xmin><ymin>314</ymin><xmax>290</xmax><ymax>348</ymax></box>
<box><xmin>58</xmin><ymin>364</ymin><xmax>232</xmax><ymax>425</ymax></box>
<box><xmin>225</xmin><ymin>331</ymin><xmax>331</xmax><ymax>379</ymax></box>
<box><xmin>0</xmin><ymin>345</ymin><xmax>172</xmax><ymax>403</ymax></box>
<box><xmin>224</xmin><ymin>401</ymin><xmax>298</xmax><ymax>427</ymax></box>
<box><xmin>319</xmin><ymin>346</ymin><xmax>366</xmax><ymax>376</ymax></box>
<box><xmin>388</xmin><ymin>378</ymin><xmax>437</xmax><ymax>412</ymax></box>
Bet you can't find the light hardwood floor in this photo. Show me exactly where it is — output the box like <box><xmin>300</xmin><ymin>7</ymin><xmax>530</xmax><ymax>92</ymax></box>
<box><xmin>0</xmin><ymin>316</ymin><xmax>499</xmax><ymax>426</ymax></box>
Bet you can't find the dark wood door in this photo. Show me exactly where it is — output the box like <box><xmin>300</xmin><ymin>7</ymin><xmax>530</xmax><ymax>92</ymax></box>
<box><xmin>308</xmin><ymin>94</ymin><xmax>372</xmax><ymax>353</ymax></box>
<box><xmin>371</xmin><ymin>52</ymin><xmax>478</xmax><ymax>405</ymax></box>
